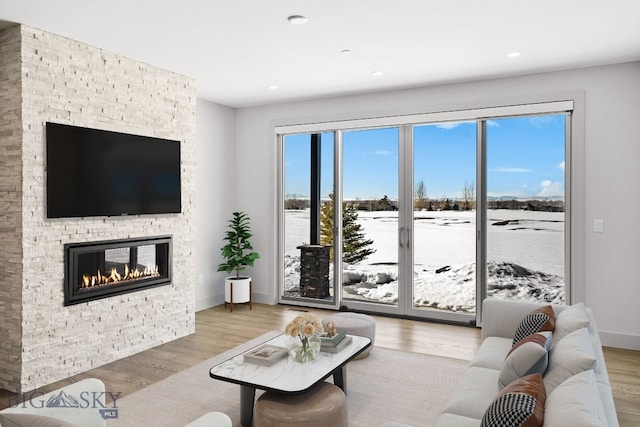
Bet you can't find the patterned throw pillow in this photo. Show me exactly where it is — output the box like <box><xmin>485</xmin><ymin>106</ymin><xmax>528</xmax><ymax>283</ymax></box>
<box><xmin>513</xmin><ymin>305</ymin><xmax>555</xmax><ymax>345</ymax></box>
<box><xmin>499</xmin><ymin>331</ymin><xmax>552</xmax><ymax>389</ymax></box>
<box><xmin>481</xmin><ymin>373</ymin><xmax>546</xmax><ymax>427</ymax></box>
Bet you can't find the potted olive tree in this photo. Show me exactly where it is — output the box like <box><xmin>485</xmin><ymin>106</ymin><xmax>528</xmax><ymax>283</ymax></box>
<box><xmin>217</xmin><ymin>211</ymin><xmax>260</xmax><ymax>311</ymax></box>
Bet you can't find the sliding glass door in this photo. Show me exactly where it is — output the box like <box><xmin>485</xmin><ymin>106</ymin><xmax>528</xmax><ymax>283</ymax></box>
<box><xmin>340</xmin><ymin>128</ymin><xmax>401</xmax><ymax>311</ymax></box>
<box><xmin>484</xmin><ymin>115</ymin><xmax>567</xmax><ymax>305</ymax></box>
<box><xmin>278</xmin><ymin>101</ymin><xmax>572</xmax><ymax>323</ymax></box>
<box><xmin>409</xmin><ymin>122</ymin><xmax>477</xmax><ymax>319</ymax></box>
<box><xmin>281</xmin><ymin>132</ymin><xmax>336</xmax><ymax>305</ymax></box>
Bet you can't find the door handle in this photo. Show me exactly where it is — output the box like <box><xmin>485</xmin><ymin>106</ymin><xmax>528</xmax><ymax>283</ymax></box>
<box><xmin>399</xmin><ymin>226</ymin><xmax>405</xmax><ymax>248</ymax></box>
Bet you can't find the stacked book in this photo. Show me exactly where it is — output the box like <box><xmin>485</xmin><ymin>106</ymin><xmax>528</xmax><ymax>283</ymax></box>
<box><xmin>320</xmin><ymin>330</ymin><xmax>352</xmax><ymax>353</ymax></box>
<box><xmin>243</xmin><ymin>344</ymin><xmax>288</xmax><ymax>366</ymax></box>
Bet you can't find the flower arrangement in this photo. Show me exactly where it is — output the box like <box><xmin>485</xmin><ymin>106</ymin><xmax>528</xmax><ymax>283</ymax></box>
<box><xmin>284</xmin><ymin>313</ymin><xmax>324</xmax><ymax>362</ymax></box>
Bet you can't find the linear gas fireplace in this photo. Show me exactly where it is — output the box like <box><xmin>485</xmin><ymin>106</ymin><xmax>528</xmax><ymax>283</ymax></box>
<box><xmin>64</xmin><ymin>235</ymin><xmax>172</xmax><ymax>306</ymax></box>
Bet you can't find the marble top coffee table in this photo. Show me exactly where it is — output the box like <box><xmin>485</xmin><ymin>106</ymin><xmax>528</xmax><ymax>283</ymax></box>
<box><xmin>209</xmin><ymin>333</ymin><xmax>371</xmax><ymax>426</ymax></box>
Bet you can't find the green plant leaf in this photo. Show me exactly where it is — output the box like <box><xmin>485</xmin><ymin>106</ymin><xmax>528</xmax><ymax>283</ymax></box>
<box><xmin>217</xmin><ymin>211</ymin><xmax>261</xmax><ymax>278</ymax></box>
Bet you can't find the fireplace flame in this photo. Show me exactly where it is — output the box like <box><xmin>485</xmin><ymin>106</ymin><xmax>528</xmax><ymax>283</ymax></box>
<box><xmin>81</xmin><ymin>264</ymin><xmax>159</xmax><ymax>289</ymax></box>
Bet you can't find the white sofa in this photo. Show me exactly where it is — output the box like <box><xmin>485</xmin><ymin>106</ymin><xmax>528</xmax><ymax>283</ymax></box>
<box><xmin>185</xmin><ymin>411</ymin><xmax>232</xmax><ymax>427</ymax></box>
<box><xmin>434</xmin><ymin>298</ymin><xmax>619</xmax><ymax>427</ymax></box>
<box><xmin>0</xmin><ymin>379</ymin><xmax>231</xmax><ymax>427</ymax></box>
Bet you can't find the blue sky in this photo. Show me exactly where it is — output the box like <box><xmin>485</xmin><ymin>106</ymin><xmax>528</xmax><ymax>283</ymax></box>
<box><xmin>284</xmin><ymin>114</ymin><xmax>565</xmax><ymax>201</ymax></box>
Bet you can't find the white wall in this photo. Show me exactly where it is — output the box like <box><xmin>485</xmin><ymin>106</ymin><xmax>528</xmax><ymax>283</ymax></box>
<box><xmin>195</xmin><ymin>99</ymin><xmax>237</xmax><ymax>310</ymax></box>
<box><xmin>231</xmin><ymin>61</ymin><xmax>640</xmax><ymax>350</ymax></box>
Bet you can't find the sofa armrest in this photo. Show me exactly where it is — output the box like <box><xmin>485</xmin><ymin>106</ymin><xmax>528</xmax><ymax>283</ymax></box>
<box><xmin>481</xmin><ymin>298</ymin><xmax>560</xmax><ymax>341</ymax></box>
<box><xmin>186</xmin><ymin>412</ymin><xmax>233</xmax><ymax>427</ymax></box>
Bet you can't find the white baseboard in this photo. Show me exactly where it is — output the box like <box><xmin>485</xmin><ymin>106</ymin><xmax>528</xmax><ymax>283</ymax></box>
<box><xmin>599</xmin><ymin>330</ymin><xmax>640</xmax><ymax>351</ymax></box>
<box><xmin>195</xmin><ymin>294</ymin><xmax>225</xmax><ymax>311</ymax></box>
<box><xmin>195</xmin><ymin>293</ymin><xmax>277</xmax><ymax>312</ymax></box>
<box><xmin>251</xmin><ymin>292</ymin><xmax>278</xmax><ymax>305</ymax></box>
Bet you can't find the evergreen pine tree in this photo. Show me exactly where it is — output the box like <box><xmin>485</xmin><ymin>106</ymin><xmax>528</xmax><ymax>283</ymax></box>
<box><xmin>320</xmin><ymin>196</ymin><xmax>334</xmax><ymax>253</ymax></box>
<box><xmin>320</xmin><ymin>193</ymin><xmax>376</xmax><ymax>264</ymax></box>
<box><xmin>378</xmin><ymin>195</ymin><xmax>394</xmax><ymax>211</ymax></box>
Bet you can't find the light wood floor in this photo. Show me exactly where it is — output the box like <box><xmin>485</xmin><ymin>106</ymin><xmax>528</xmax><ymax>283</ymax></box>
<box><xmin>1</xmin><ymin>303</ymin><xmax>639</xmax><ymax>425</ymax></box>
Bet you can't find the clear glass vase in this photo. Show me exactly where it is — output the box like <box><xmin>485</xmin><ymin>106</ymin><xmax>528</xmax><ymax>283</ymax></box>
<box><xmin>287</xmin><ymin>334</ymin><xmax>321</xmax><ymax>363</ymax></box>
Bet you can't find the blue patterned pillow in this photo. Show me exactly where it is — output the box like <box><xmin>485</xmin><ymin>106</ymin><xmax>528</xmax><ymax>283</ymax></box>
<box><xmin>499</xmin><ymin>331</ymin><xmax>552</xmax><ymax>389</ymax></box>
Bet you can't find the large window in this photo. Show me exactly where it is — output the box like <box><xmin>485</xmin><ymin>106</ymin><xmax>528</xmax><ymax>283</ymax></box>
<box><xmin>282</xmin><ymin>132</ymin><xmax>335</xmax><ymax>301</ymax></box>
<box><xmin>278</xmin><ymin>101</ymin><xmax>572</xmax><ymax>323</ymax></box>
<box><xmin>485</xmin><ymin>115</ymin><xmax>566</xmax><ymax>305</ymax></box>
<box><xmin>412</xmin><ymin>122</ymin><xmax>477</xmax><ymax>313</ymax></box>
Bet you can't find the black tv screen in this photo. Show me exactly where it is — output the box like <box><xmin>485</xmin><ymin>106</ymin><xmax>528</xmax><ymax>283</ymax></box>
<box><xmin>46</xmin><ymin>122</ymin><xmax>181</xmax><ymax>218</ymax></box>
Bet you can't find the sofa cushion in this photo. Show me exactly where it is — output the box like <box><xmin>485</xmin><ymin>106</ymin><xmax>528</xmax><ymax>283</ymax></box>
<box><xmin>499</xmin><ymin>332</ymin><xmax>552</xmax><ymax>389</ymax></box>
<box><xmin>433</xmin><ymin>412</ymin><xmax>483</xmax><ymax>427</ymax></box>
<box><xmin>443</xmin><ymin>367</ymin><xmax>501</xmax><ymax>420</ymax></box>
<box><xmin>470</xmin><ymin>337</ymin><xmax>513</xmax><ymax>370</ymax></box>
<box><xmin>544</xmin><ymin>370</ymin><xmax>607</xmax><ymax>427</ymax></box>
<box><xmin>0</xmin><ymin>414</ymin><xmax>76</xmax><ymax>427</ymax></box>
<box><xmin>481</xmin><ymin>373</ymin><xmax>546</xmax><ymax>427</ymax></box>
<box><xmin>544</xmin><ymin>327</ymin><xmax>596</xmax><ymax>393</ymax></box>
<box><xmin>551</xmin><ymin>303</ymin><xmax>590</xmax><ymax>348</ymax></box>
<box><xmin>512</xmin><ymin>305</ymin><xmax>555</xmax><ymax>345</ymax></box>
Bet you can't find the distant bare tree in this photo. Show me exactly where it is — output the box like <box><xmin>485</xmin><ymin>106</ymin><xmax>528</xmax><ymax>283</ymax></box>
<box><xmin>284</xmin><ymin>197</ymin><xmax>308</xmax><ymax>210</ymax></box>
<box><xmin>462</xmin><ymin>181</ymin><xmax>476</xmax><ymax>210</ymax></box>
<box><xmin>415</xmin><ymin>180</ymin><xmax>428</xmax><ymax>210</ymax></box>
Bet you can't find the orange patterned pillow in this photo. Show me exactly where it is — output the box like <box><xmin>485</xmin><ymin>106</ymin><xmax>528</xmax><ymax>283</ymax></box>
<box><xmin>513</xmin><ymin>305</ymin><xmax>555</xmax><ymax>345</ymax></box>
<box><xmin>482</xmin><ymin>373</ymin><xmax>546</xmax><ymax>427</ymax></box>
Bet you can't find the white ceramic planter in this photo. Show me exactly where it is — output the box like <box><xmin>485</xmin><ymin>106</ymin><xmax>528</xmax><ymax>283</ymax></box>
<box><xmin>224</xmin><ymin>276</ymin><xmax>252</xmax><ymax>311</ymax></box>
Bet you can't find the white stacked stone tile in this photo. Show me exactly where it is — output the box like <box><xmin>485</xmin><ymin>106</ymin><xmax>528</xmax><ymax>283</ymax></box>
<box><xmin>0</xmin><ymin>24</ymin><xmax>24</xmax><ymax>393</ymax></box>
<box><xmin>0</xmin><ymin>24</ymin><xmax>197</xmax><ymax>392</ymax></box>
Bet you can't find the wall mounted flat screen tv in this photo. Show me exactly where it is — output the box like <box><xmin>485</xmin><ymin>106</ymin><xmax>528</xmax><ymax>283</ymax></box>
<box><xmin>46</xmin><ymin>122</ymin><xmax>181</xmax><ymax>218</ymax></box>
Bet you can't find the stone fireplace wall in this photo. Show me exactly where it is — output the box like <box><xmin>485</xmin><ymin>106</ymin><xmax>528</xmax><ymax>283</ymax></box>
<box><xmin>0</xmin><ymin>24</ymin><xmax>197</xmax><ymax>392</ymax></box>
<box><xmin>0</xmin><ymin>24</ymin><xmax>24</xmax><ymax>394</ymax></box>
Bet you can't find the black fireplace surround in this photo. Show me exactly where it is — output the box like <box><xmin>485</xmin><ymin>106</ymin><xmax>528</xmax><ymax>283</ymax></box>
<box><xmin>64</xmin><ymin>235</ymin><xmax>172</xmax><ymax>306</ymax></box>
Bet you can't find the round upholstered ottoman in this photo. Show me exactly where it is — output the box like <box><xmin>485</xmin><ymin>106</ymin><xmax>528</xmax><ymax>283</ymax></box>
<box><xmin>254</xmin><ymin>382</ymin><xmax>348</xmax><ymax>427</ymax></box>
<box><xmin>323</xmin><ymin>312</ymin><xmax>375</xmax><ymax>358</ymax></box>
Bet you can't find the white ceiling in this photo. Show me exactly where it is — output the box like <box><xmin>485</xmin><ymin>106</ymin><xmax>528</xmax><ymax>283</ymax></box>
<box><xmin>1</xmin><ymin>0</ymin><xmax>640</xmax><ymax>108</ymax></box>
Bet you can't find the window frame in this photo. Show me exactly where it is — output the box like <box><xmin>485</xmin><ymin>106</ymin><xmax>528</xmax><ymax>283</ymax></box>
<box><xmin>276</xmin><ymin>98</ymin><xmax>582</xmax><ymax>324</ymax></box>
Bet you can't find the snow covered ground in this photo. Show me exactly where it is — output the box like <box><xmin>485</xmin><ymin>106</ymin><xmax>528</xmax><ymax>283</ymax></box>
<box><xmin>284</xmin><ymin>209</ymin><xmax>565</xmax><ymax>313</ymax></box>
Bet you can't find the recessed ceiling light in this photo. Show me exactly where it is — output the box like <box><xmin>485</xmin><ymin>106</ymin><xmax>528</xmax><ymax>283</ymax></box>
<box><xmin>340</xmin><ymin>49</ymin><xmax>352</xmax><ymax>55</ymax></box>
<box><xmin>287</xmin><ymin>15</ymin><xmax>308</xmax><ymax>25</ymax></box>
<box><xmin>507</xmin><ymin>51</ymin><xmax>521</xmax><ymax>58</ymax></box>
<box><xmin>371</xmin><ymin>71</ymin><xmax>384</xmax><ymax>77</ymax></box>
<box><xmin>268</xmin><ymin>85</ymin><xmax>279</xmax><ymax>90</ymax></box>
